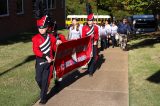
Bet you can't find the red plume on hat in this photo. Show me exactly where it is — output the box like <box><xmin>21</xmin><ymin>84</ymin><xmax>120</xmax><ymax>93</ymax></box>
<box><xmin>37</xmin><ymin>15</ymin><xmax>49</xmax><ymax>29</ymax></box>
<box><xmin>87</xmin><ymin>13</ymin><xmax>94</xmax><ymax>21</ymax></box>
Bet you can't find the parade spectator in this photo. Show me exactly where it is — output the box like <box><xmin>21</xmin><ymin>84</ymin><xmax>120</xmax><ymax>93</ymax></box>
<box><xmin>111</xmin><ymin>21</ymin><xmax>118</xmax><ymax>48</ymax></box>
<box><xmin>118</xmin><ymin>18</ymin><xmax>131</xmax><ymax>43</ymax></box>
<box><xmin>118</xmin><ymin>18</ymin><xmax>131</xmax><ymax>34</ymax></box>
<box><xmin>100</xmin><ymin>22</ymin><xmax>107</xmax><ymax>50</ymax></box>
<box><xmin>94</xmin><ymin>20</ymin><xmax>101</xmax><ymax>37</ymax></box>
<box><xmin>68</xmin><ymin>18</ymin><xmax>82</xmax><ymax>40</ymax></box>
<box><xmin>105</xmin><ymin>20</ymin><xmax>111</xmax><ymax>48</ymax></box>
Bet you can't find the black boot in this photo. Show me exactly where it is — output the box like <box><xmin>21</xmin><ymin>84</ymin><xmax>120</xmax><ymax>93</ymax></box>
<box><xmin>39</xmin><ymin>99</ymin><xmax>47</xmax><ymax>105</ymax></box>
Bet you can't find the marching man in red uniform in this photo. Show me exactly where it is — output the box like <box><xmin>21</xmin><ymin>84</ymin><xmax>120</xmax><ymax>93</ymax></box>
<box><xmin>32</xmin><ymin>15</ymin><xmax>56</xmax><ymax>104</ymax></box>
<box><xmin>82</xmin><ymin>13</ymin><xmax>99</xmax><ymax>76</ymax></box>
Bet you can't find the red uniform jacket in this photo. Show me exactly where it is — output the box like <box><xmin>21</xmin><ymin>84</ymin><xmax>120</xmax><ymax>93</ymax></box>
<box><xmin>82</xmin><ymin>25</ymin><xmax>99</xmax><ymax>42</ymax></box>
<box><xmin>32</xmin><ymin>33</ymin><xmax>56</xmax><ymax>58</ymax></box>
<box><xmin>82</xmin><ymin>25</ymin><xmax>99</xmax><ymax>62</ymax></box>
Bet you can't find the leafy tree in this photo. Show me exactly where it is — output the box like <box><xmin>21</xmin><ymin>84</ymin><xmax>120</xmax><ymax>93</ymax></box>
<box><xmin>66</xmin><ymin>0</ymin><xmax>159</xmax><ymax>20</ymax></box>
<box><xmin>145</xmin><ymin>0</ymin><xmax>160</xmax><ymax>14</ymax></box>
<box><xmin>66</xmin><ymin>0</ymin><xmax>109</xmax><ymax>15</ymax></box>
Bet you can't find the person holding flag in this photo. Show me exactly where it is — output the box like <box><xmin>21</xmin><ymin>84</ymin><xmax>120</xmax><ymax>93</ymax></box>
<box><xmin>32</xmin><ymin>0</ymin><xmax>58</xmax><ymax>104</ymax></box>
<box><xmin>32</xmin><ymin>15</ymin><xmax>57</xmax><ymax>105</ymax></box>
<box><xmin>82</xmin><ymin>13</ymin><xmax>99</xmax><ymax>77</ymax></box>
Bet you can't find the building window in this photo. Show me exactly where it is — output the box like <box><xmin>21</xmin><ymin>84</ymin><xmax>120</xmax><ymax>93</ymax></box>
<box><xmin>0</xmin><ymin>0</ymin><xmax>9</xmax><ymax>16</ymax></box>
<box><xmin>32</xmin><ymin>0</ymin><xmax>36</xmax><ymax>11</ymax></box>
<box><xmin>32</xmin><ymin>0</ymin><xmax>56</xmax><ymax>12</ymax></box>
<box><xmin>48</xmin><ymin>0</ymin><xmax>56</xmax><ymax>9</ymax></box>
<box><xmin>17</xmin><ymin>0</ymin><xmax>24</xmax><ymax>14</ymax></box>
<box><xmin>61</xmin><ymin>0</ymin><xmax>64</xmax><ymax>8</ymax></box>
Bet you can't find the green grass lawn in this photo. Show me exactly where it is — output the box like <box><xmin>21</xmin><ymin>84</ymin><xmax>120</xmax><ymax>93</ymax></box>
<box><xmin>129</xmin><ymin>33</ymin><xmax>160</xmax><ymax>106</ymax></box>
<box><xmin>0</xmin><ymin>30</ymin><xmax>68</xmax><ymax>106</ymax></box>
<box><xmin>1</xmin><ymin>30</ymin><xmax>160</xmax><ymax>106</ymax></box>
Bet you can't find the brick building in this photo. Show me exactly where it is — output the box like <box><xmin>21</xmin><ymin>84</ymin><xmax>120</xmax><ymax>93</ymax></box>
<box><xmin>0</xmin><ymin>0</ymin><xmax>65</xmax><ymax>40</ymax></box>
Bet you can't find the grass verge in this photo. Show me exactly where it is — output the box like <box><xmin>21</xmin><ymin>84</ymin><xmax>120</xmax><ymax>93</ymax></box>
<box><xmin>129</xmin><ymin>33</ymin><xmax>160</xmax><ymax>106</ymax></box>
<box><xmin>0</xmin><ymin>30</ymin><xmax>68</xmax><ymax>106</ymax></box>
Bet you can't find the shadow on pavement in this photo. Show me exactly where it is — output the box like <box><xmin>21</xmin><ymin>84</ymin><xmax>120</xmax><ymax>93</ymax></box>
<box><xmin>47</xmin><ymin>54</ymin><xmax>106</xmax><ymax>101</ymax></box>
<box><xmin>146</xmin><ymin>70</ymin><xmax>160</xmax><ymax>84</ymax></box>
<box><xmin>47</xmin><ymin>70</ymin><xmax>88</xmax><ymax>101</ymax></box>
<box><xmin>94</xmin><ymin>54</ymin><xmax>106</xmax><ymax>72</ymax></box>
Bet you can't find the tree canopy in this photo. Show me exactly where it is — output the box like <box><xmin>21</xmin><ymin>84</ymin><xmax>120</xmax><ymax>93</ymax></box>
<box><xmin>66</xmin><ymin>0</ymin><xmax>160</xmax><ymax>20</ymax></box>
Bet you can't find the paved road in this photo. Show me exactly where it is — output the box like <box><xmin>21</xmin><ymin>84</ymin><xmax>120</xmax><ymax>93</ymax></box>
<box><xmin>34</xmin><ymin>47</ymin><xmax>128</xmax><ymax>106</ymax></box>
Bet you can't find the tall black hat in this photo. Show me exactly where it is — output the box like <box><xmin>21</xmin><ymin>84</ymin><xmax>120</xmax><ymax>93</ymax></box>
<box><xmin>34</xmin><ymin>0</ymin><xmax>48</xmax><ymax>19</ymax></box>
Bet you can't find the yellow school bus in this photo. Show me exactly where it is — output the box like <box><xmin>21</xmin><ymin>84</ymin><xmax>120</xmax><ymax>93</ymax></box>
<box><xmin>66</xmin><ymin>15</ymin><xmax>111</xmax><ymax>27</ymax></box>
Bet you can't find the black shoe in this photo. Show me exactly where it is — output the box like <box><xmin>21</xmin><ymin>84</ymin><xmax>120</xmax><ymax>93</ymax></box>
<box><xmin>39</xmin><ymin>99</ymin><xmax>47</xmax><ymax>105</ymax></box>
<box><xmin>89</xmin><ymin>73</ymin><xmax>93</xmax><ymax>77</ymax></box>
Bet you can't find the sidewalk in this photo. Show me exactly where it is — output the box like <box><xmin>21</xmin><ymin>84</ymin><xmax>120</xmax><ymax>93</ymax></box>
<box><xmin>34</xmin><ymin>47</ymin><xmax>128</xmax><ymax>106</ymax></box>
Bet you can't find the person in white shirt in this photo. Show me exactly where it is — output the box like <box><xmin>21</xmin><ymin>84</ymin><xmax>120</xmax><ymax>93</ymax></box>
<box><xmin>111</xmin><ymin>21</ymin><xmax>118</xmax><ymax>48</ymax></box>
<box><xmin>105</xmin><ymin>20</ymin><xmax>111</xmax><ymax>48</ymax></box>
<box><xmin>68</xmin><ymin>18</ymin><xmax>82</xmax><ymax>40</ymax></box>
<box><xmin>100</xmin><ymin>22</ymin><xmax>107</xmax><ymax>50</ymax></box>
<box><xmin>93</xmin><ymin>20</ymin><xmax>100</xmax><ymax>37</ymax></box>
